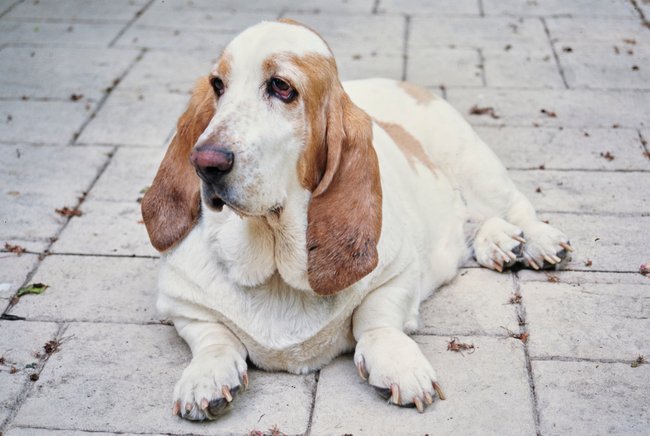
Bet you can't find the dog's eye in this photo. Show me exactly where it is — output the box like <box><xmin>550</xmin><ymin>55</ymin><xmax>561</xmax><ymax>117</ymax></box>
<box><xmin>268</xmin><ymin>77</ymin><xmax>296</xmax><ymax>102</ymax></box>
<box><xmin>211</xmin><ymin>76</ymin><xmax>225</xmax><ymax>97</ymax></box>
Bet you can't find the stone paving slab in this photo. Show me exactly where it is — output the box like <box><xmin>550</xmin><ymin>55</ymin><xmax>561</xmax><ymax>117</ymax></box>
<box><xmin>12</xmin><ymin>322</ymin><xmax>315</xmax><ymax>435</ymax></box>
<box><xmin>88</xmin><ymin>147</ymin><xmax>163</xmax><ymax>203</ymax></box>
<box><xmin>284</xmin><ymin>13</ymin><xmax>405</xmax><ymax>56</ymax></box>
<box><xmin>482</xmin><ymin>46</ymin><xmax>564</xmax><ymax>88</ymax></box>
<box><xmin>134</xmin><ymin>5</ymin><xmax>274</xmax><ymax>32</ymax></box>
<box><xmin>0</xmin><ymin>253</ymin><xmax>40</xmax><ymax>313</ymax></box>
<box><xmin>533</xmin><ymin>361</ymin><xmax>650</xmax><ymax>436</ymax></box>
<box><xmin>0</xmin><ymin>320</ymin><xmax>59</xmax><ymax>426</ymax></box>
<box><xmin>114</xmin><ymin>25</ymin><xmax>236</xmax><ymax>52</ymax></box>
<box><xmin>407</xmin><ymin>47</ymin><xmax>482</xmax><ymax>88</ymax></box>
<box><xmin>509</xmin><ymin>170</ymin><xmax>650</xmax><ymax>215</ymax></box>
<box><xmin>521</xmin><ymin>275</ymin><xmax>649</xmax><ymax>360</ymax></box>
<box><xmin>446</xmin><ymin>88</ymin><xmax>649</xmax><ymax>129</ymax></box>
<box><xmin>0</xmin><ymin>100</ymin><xmax>93</xmax><ymax>144</ymax></box>
<box><xmin>188</xmin><ymin>0</ymin><xmax>374</xmax><ymax>14</ymax></box>
<box><xmin>50</xmin><ymin>200</ymin><xmax>157</xmax><ymax>257</ymax></box>
<box><xmin>419</xmin><ymin>269</ymin><xmax>521</xmax><ymax>336</ymax></box>
<box><xmin>557</xmin><ymin>42</ymin><xmax>650</xmax><ymax>89</ymax></box>
<box><xmin>410</xmin><ymin>16</ymin><xmax>549</xmax><ymax>50</ymax></box>
<box><xmin>476</xmin><ymin>127</ymin><xmax>650</xmax><ymax>171</ymax></box>
<box><xmin>8</xmin><ymin>255</ymin><xmax>160</xmax><ymax>324</ymax></box>
<box><xmin>337</xmin><ymin>52</ymin><xmax>402</xmax><ymax>82</ymax></box>
<box><xmin>0</xmin><ymin>144</ymin><xmax>111</xmax><ymax>242</ymax></box>
<box><xmin>0</xmin><ymin>46</ymin><xmax>139</xmax><ymax>100</ymax></box>
<box><xmin>483</xmin><ymin>0</ymin><xmax>638</xmax><ymax>17</ymax></box>
<box><xmin>5</xmin><ymin>0</ymin><xmax>148</xmax><ymax>22</ymax></box>
<box><xmin>0</xmin><ymin>20</ymin><xmax>126</xmax><ymax>47</ymax></box>
<box><xmin>117</xmin><ymin>50</ymin><xmax>215</xmax><ymax>95</ymax></box>
<box><xmin>76</xmin><ymin>90</ymin><xmax>186</xmax><ymax>147</ymax></box>
<box><xmin>5</xmin><ymin>429</ymin><xmax>156</xmax><ymax>436</ymax></box>
<box><xmin>377</xmin><ymin>0</ymin><xmax>480</xmax><ymax>15</ymax></box>
<box><xmin>545</xmin><ymin>17</ymin><xmax>650</xmax><ymax>45</ymax></box>
<box><xmin>537</xmin><ymin>213</ymin><xmax>650</xmax><ymax>273</ymax></box>
<box><xmin>518</xmin><ymin>270</ymin><xmax>650</xmax><ymax>286</ymax></box>
<box><xmin>310</xmin><ymin>336</ymin><xmax>535</xmax><ymax>435</ymax></box>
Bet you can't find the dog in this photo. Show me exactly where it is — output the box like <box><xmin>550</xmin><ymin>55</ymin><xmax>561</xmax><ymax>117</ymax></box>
<box><xmin>141</xmin><ymin>19</ymin><xmax>572</xmax><ymax>420</ymax></box>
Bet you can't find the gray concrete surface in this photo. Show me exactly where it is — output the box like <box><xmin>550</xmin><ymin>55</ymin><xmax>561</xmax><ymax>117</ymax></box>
<box><xmin>1</xmin><ymin>0</ymin><xmax>649</xmax><ymax>435</ymax></box>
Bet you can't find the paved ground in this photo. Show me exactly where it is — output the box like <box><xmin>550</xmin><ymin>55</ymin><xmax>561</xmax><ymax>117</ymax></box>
<box><xmin>1</xmin><ymin>0</ymin><xmax>649</xmax><ymax>435</ymax></box>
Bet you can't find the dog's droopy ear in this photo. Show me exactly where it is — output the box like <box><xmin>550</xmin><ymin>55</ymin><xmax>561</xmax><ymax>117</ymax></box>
<box><xmin>141</xmin><ymin>77</ymin><xmax>215</xmax><ymax>252</ymax></box>
<box><xmin>306</xmin><ymin>87</ymin><xmax>383</xmax><ymax>295</ymax></box>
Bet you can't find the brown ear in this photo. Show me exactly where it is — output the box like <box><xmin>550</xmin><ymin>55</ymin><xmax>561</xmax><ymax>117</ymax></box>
<box><xmin>141</xmin><ymin>77</ymin><xmax>215</xmax><ymax>252</ymax></box>
<box><xmin>306</xmin><ymin>87</ymin><xmax>382</xmax><ymax>295</ymax></box>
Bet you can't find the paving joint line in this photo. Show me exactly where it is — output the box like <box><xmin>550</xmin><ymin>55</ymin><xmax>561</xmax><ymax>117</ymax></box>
<box><xmin>0</xmin><ymin>322</ymin><xmax>69</xmax><ymax>431</ymax></box>
<box><xmin>372</xmin><ymin>0</ymin><xmax>380</xmax><ymax>14</ymax></box>
<box><xmin>540</xmin><ymin>17</ymin><xmax>569</xmax><ymax>89</ymax></box>
<box><xmin>478</xmin><ymin>0</ymin><xmax>485</xmax><ymax>18</ymax></box>
<box><xmin>629</xmin><ymin>0</ymin><xmax>650</xmax><ymax>29</ymax></box>
<box><xmin>638</xmin><ymin>130</ymin><xmax>650</xmax><ymax>162</ymax></box>
<box><xmin>531</xmin><ymin>355</ymin><xmax>646</xmax><ymax>364</ymax></box>
<box><xmin>0</xmin><ymin>0</ymin><xmax>24</xmax><ymax>20</ymax></box>
<box><xmin>304</xmin><ymin>369</ymin><xmax>320</xmax><ymax>435</ymax></box>
<box><xmin>108</xmin><ymin>0</ymin><xmax>155</xmax><ymax>48</ymax></box>
<box><xmin>5</xmin><ymin>424</ymin><xmax>216</xmax><ymax>436</ymax></box>
<box><xmin>512</xmin><ymin>272</ymin><xmax>543</xmax><ymax>436</ymax></box>
<box><xmin>477</xmin><ymin>48</ymin><xmax>487</xmax><ymax>86</ymax></box>
<box><xmin>2</xmin><ymin>145</ymin><xmax>118</xmax><ymax>317</ymax></box>
<box><xmin>401</xmin><ymin>14</ymin><xmax>411</xmax><ymax>81</ymax></box>
<box><xmin>70</xmin><ymin>48</ymin><xmax>148</xmax><ymax>145</ymax></box>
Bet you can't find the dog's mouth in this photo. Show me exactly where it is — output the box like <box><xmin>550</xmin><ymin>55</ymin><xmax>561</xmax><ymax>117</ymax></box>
<box><xmin>207</xmin><ymin>195</ymin><xmax>225</xmax><ymax>212</ymax></box>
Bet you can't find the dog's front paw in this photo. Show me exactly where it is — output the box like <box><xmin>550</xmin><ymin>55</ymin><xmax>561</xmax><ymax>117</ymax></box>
<box><xmin>520</xmin><ymin>221</ymin><xmax>573</xmax><ymax>270</ymax></box>
<box><xmin>173</xmin><ymin>345</ymin><xmax>248</xmax><ymax>421</ymax></box>
<box><xmin>354</xmin><ymin>328</ymin><xmax>445</xmax><ymax>412</ymax></box>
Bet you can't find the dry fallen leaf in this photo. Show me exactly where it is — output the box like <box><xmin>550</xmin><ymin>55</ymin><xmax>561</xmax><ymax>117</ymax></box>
<box><xmin>546</xmin><ymin>273</ymin><xmax>560</xmax><ymax>283</ymax></box>
<box><xmin>55</xmin><ymin>207</ymin><xmax>82</xmax><ymax>217</ymax></box>
<box><xmin>469</xmin><ymin>105</ymin><xmax>500</xmax><ymax>119</ymax></box>
<box><xmin>447</xmin><ymin>338</ymin><xmax>475</xmax><ymax>354</ymax></box>
<box><xmin>540</xmin><ymin>108</ymin><xmax>557</xmax><ymax>118</ymax></box>
<box><xmin>508</xmin><ymin>293</ymin><xmax>522</xmax><ymax>304</ymax></box>
<box><xmin>4</xmin><ymin>243</ymin><xmax>26</xmax><ymax>255</ymax></box>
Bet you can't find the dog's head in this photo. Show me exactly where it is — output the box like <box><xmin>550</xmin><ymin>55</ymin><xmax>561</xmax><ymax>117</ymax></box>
<box><xmin>141</xmin><ymin>20</ymin><xmax>382</xmax><ymax>295</ymax></box>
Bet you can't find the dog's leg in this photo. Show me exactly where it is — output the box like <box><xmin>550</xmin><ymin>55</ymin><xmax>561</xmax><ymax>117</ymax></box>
<box><xmin>352</xmin><ymin>281</ymin><xmax>444</xmax><ymax>412</ymax></box>
<box><xmin>171</xmin><ymin>319</ymin><xmax>248</xmax><ymax>421</ymax></box>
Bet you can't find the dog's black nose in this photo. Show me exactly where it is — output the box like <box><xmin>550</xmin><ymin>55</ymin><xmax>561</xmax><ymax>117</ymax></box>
<box><xmin>190</xmin><ymin>145</ymin><xmax>234</xmax><ymax>180</ymax></box>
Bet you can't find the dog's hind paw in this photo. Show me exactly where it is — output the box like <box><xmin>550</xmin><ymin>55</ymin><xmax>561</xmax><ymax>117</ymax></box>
<box><xmin>520</xmin><ymin>221</ymin><xmax>573</xmax><ymax>270</ymax></box>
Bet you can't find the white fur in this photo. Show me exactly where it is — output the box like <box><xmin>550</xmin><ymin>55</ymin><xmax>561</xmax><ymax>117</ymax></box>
<box><xmin>156</xmin><ymin>22</ymin><xmax>571</xmax><ymax>419</ymax></box>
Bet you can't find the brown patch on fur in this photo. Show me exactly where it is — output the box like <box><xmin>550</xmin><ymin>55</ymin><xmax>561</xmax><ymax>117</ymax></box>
<box><xmin>281</xmin><ymin>52</ymin><xmax>381</xmax><ymax>295</ymax></box>
<box><xmin>141</xmin><ymin>76</ymin><xmax>215</xmax><ymax>251</ymax></box>
<box><xmin>398</xmin><ymin>81</ymin><xmax>437</xmax><ymax>106</ymax></box>
<box><xmin>215</xmin><ymin>52</ymin><xmax>231</xmax><ymax>80</ymax></box>
<box><xmin>377</xmin><ymin>120</ymin><xmax>436</xmax><ymax>174</ymax></box>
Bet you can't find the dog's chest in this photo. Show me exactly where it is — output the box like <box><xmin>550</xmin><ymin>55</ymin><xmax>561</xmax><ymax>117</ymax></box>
<box><xmin>159</xmin><ymin>225</ymin><xmax>364</xmax><ymax>372</ymax></box>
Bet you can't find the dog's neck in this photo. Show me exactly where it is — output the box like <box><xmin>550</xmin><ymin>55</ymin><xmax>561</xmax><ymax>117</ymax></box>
<box><xmin>203</xmin><ymin>187</ymin><xmax>313</xmax><ymax>292</ymax></box>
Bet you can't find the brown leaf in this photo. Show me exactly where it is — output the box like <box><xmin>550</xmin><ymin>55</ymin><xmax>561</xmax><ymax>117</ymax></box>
<box><xmin>469</xmin><ymin>105</ymin><xmax>500</xmax><ymax>119</ymax></box>
<box><xmin>4</xmin><ymin>243</ymin><xmax>26</xmax><ymax>255</ymax></box>
<box><xmin>508</xmin><ymin>292</ymin><xmax>522</xmax><ymax>304</ymax></box>
<box><xmin>600</xmin><ymin>151</ymin><xmax>615</xmax><ymax>161</ymax></box>
<box><xmin>640</xmin><ymin>262</ymin><xmax>650</xmax><ymax>276</ymax></box>
<box><xmin>69</xmin><ymin>93</ymin><xmax>83</xmax><ymax>101</ymax></box>
<box><xmin>584</xmin><ymin>259</ymin><xmax>593</xmax><ymax>267</ymax></box>
<box><xmin>55</xmin><ymin>207</ymin><xmax>82</xmax><ymax>217</ymax></box>
<box><xmin>540</xmin><ymin>108</ymin><xmax>557</xmax><ymax>118</ymax></box>
<box><xmin>546</xmin><ymin>273</ymin><xmax>559</xmax><ymax>283</ymax></box>
<box><xmin>447</xmin><ymin>338</ymin><xmax>475</xmax><ymax>354</ymax></box>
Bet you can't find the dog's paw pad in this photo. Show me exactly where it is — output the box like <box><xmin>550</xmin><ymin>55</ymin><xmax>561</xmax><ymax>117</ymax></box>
<box><xmin>473</xmin><ymin>217</ymin><xmax>524</xmax><ymax>272</ymax></box>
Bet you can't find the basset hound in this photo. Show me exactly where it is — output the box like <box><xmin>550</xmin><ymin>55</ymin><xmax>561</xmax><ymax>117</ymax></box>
<box><xmin>141</xmin><ymin>19</ymin><xmax>572</xmax><ymax>420</ymax></box>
